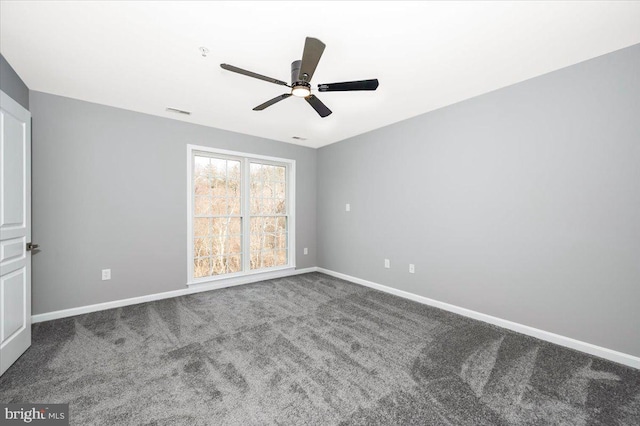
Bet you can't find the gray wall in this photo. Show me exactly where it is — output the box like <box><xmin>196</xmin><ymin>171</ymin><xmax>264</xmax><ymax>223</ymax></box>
<box><xmin>0</xmin><ymin>54</ymin><xmax>29</xmax><ymax>110</ymax></box>
<box><xmin>30</xmin><ymin>91</ymin><xmax>316</xmax><ymax>315</ymax></box>
<box><xmin>317</xmin><ymin>44</ymin><xmax>640</xmax><ymax>357</ymax></box>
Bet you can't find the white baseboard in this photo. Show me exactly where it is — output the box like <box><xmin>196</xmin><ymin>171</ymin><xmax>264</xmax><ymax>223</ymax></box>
<box><xmin>316</xmin><ymin>267</ymin><xmax>640</xmax><ymax>370</ymax></box>
<box><xmin>32</xmin><ymin>265</ymin><xmax>638</xmax><ymax>369</ymax></box>
<box><xmin>31</xmin><ymin>267</ymin><xmax>318</xmax><ymax>323</ymax></box>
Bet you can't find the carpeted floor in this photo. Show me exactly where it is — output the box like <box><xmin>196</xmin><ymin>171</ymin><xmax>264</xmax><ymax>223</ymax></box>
<box><xmin>1</xmin><ymin>272</ymin><xmax>638</xmax><ymax>425</ymax></box>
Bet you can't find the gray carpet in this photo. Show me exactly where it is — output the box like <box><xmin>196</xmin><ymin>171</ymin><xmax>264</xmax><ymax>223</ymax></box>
<box><xmin>1</xmin><ymin>272</ymin><xmax>638</xmax><ymax>425</ymax></box>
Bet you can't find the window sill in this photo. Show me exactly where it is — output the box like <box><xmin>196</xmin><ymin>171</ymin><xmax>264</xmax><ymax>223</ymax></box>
<box><xmin>186</xmin><ymin>266</ymin><xmax>296</xmax><ymax>289</ymax></box>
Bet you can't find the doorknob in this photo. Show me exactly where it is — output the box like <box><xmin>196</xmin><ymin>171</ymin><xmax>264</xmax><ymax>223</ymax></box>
<box><xmin>26</xmin><ymin>242</ymin><xmax>39</xmax><ymax>251</ymax></box>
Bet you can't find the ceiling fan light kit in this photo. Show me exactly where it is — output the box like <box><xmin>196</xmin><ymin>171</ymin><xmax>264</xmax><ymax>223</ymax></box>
<box><xmin>291</xmin><ymin>86</ymin><xmax>311</xmax><ymax>98</ymax></box>
<box><xmin>220</xmin><ymin>37</ymin><xmax>379</xmax><ymax>118</ymax></box>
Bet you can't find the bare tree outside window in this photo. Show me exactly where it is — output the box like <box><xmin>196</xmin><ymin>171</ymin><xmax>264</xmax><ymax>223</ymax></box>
<box><xmin>249</xmin><ymin>163</ymin><xmax>287</xmax><ymax>269</ymax></box>
<box><xmin>192</xmin><ymin>153</ymin><xmax>289</xmax><ymax>280</ymax></box>
<box><xmin>193</xmin><ymin>156</ymin><xmax>242</xmax><ymax>278</ymax></box>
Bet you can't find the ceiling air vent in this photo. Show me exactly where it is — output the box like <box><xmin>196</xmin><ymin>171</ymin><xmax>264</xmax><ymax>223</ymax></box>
<box><xmin>166</xmin><ymin>107</ymin><xmax>191</xmax><ymax>115</ymax></box>
<box><xmin>292</xmin><ymin>136</ymin><xmax>307</xmax><ymax>141</ymax></box>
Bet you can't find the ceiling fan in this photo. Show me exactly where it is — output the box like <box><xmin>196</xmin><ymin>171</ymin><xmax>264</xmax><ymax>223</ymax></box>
<box><xmin>220</xmin><ymin>37</ymin><xmax>379</xmax><ymax>118</ymax></box>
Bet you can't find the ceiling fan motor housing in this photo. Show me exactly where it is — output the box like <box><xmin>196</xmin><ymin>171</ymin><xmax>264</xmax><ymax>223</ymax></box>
<box><xmin>291</xmin><ymin>61</ymin><xmax>302</xmax><ymax>86</ymax></box>
<box><xmin>291</xmin><ymin>60</ymin><xmax>308</xmax><ymax>84</ymax></box>
<box><xmin>290</xmin><ymin>60</ymin><xmax>311</xmax><ymax>97</ymax></box>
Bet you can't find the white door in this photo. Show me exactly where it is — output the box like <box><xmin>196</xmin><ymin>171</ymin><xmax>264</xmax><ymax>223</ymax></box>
<box><xmin>0</xmin><ymin>90</ymin><xmax>32</xmax><ymax>375</ymax></box>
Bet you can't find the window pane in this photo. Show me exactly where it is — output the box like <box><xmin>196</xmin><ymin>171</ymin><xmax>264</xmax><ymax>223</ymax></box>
<box><xmin>249</xmin><ymin>217</ymin><xmax>261</xmax><ymax>235</ymax></box>
<box><xmin>228</xmin><ymin>179</ymin><xmax>241</xmax><ymax>198</ymax></box>
<box><xmin>250</xmin><ymin>216</ymin><xmax>287</xmax><ymax>269</ymax></box>
<box><xmin>228</xmin><ymin>235</ymin><xmax>242</xmax><ymax>255</ymax></box>
<box><xmin>194</xmin><ymin>156</ymin><xmax>210</xmax><ymax>174</ymax></box>
<box><xmin>194</xmin><ymin>218</ymin><xmax>211</xmax><ymax>237</ymax></box>
<box><xmin>262</xmin><ymin>181</ymin><xmax>275</xmax><ymax>198</ymax></box>
<box><xmin>227</xmin><ymin>255</ymin><xmax>242</xmax><ymax>273</ymax></box>
<box><xmin>228</xmin><ymin>161</ymin><xmax>241</xmax><ymax>180</ymax></box>
<box><xmin>263</xmin><ymin>216</ymin><xmax>277</xmax><ymax>232</ymax></box>
<box><xmin>276</xmin><ymin>249</ymin><xmax>287</xmax><ymax>266</ymax></box>
<box><xmin>210</xmin><ymin>158</ymin><xmax>227</xmax><ymax>177</ymax></box>
<box><xmin>194</xmin><ymin>196</ymin><xmax>212</xmax><ymax>216</ymax></box>
<box><xmin>263</xmin><ymin>232</ymin><xmax>275</xmax><ymax>250</ymax></box>
<box><xmin>194</xmin><ymin>237</ymin><xmax>213</xmax><ymax>258</ymax></box>
<box><xmin>257</xmin><ymin>198</ymin><xmax>270</xmax><ymax>215</ymax></box>
<box><xmin>212</xmin><ymin>256</ymin><xmax>226</xmax><ymax>275</ymax></box>
<box><xmin>230</xmin><ymin>218</ymin><xmax>242</xmax><ymax>235</ymax></box>
<box><xmin>211</xmin><ymin>197</ymin><xmax>227</xmax><ymax>216</ymax></box>
<box><xmin>250</xmin><ymin>251</ymin><xmax>261</xmax><ymax>270</ymax></box>
<box><xmin>250</xmin><ymin>240</ymin><xmax>261</xmax><ymax>259</ymax></box>
<box><xmin>194</xmin><ymin>175</ymin><xmax>212</xmax><ymax>196</ymax></box>
<box><xmin>251</xmin><ymin>179</ymin><xmax>261</xmax><ymax>197</ymax></box>
<box><xmin>210</xmin><ymin>235</ymin><xmax>224</xmax><ymax>256</ymax></box>
<box><xmin>227</xmin><ymin>197</ymin><xmax>241</xmax><ymax>216</ymax></box>
<box><xmin>273</xmin><ymin>166</ymin><xmax>286</xmax><ymax>182</ymax></box>
<box><xmin>262</xmin><ymin>250</ymin><xmax>275</xmax><ymax>268</ymax></box>
<box><xmin>211</xmin><ymin>218</ymin><xmax>241</xmax><ymax>235</ymax></box>
<box><xmin>210</xmin><ymin>176</ymin><xmax>226</xmax><ymax>196</ymax></box>
<box><xmin>274</xmin><ymin>182</ymin><xmax>285</xmax><ymax>199</ymax></box>
<box><xmin>250</xmin><ymin>197</ymin><xmax>260</xmax><ymax>215</ymax></box>
<box><xmin>194</xmin><ymin>257</ymin><xmax>211</xmax><ymax>278</ymax></box>
<box><xmin>276</xmin><ymin>232</ymin><xmax>287</xmax><ymax>250</ymax></box>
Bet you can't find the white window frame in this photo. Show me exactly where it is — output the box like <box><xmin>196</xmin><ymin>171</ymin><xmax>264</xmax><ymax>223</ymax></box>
<box><xmin>187</xmin><ymin>144</ymin><xmax>296</xmax><ymax>286</ymax></box>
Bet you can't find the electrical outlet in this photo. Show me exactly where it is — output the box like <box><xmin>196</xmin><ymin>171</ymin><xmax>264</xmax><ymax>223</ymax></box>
<box><xmin>384</xmin><ymin>259</ymin><xmax>390</xmax><ymax>269</ymax></box>
<box><xmin>345</xmin><ymin>203</ymin><xmax>351</xmax><ymax>212</ymax></box>
<box><xmin>304</xmin><ymin>248</ymin><xmax>308</xmax><ymax>255</ymax></box>
<box><xmin>409</xmin><ymin>264</ymin><xmax>415</xmax><ymax>273</ymax></box>
<box><xmin>102</xmin><ymin>269</ymin><xmax>111</xmax><ymax>280</ymax></box>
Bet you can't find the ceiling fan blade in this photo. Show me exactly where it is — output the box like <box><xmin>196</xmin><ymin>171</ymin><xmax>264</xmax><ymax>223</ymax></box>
<box><xmin>305</xmin><ymin>95</ymin><xmax>332</xmax><ymax>117</ymax></box>
<box><xmin>220</xmin><ymin>64</ymin><xmax>289</xmax><ymax>87</ymax></box>
<box><xmin>317</xmin><ymin>79</ymin><xmax>379</xmax><ymax>92</ymax></box>
<box><xmin>253</xmin><ymin>94</ymin><xmax>292</xmax><ymax>111</ymax></box>
<box><xmin>298</xmin><ymin>37</ymin><xmax>325</xmax><ymax>82</ymax></box>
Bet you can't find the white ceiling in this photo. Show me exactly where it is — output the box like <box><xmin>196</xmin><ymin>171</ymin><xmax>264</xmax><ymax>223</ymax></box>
<box><xmin>1</xmin><ymin>1</ymin><xmax>639</xmax><ymax>148</ymax></box>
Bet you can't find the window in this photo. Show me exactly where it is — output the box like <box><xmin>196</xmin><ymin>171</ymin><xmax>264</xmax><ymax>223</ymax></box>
<box><xmin>188</xmin><ymin>145</ymin><xmax>295</xmax><ymax>283</ymax></box>
<box><xmin>250</xmin><ymin>163</ymin><xmax>288</xmax><ymax>270</ymax></box>
<box><xmin>192</xmin><ymin>156</ymin><xmax>242</xmax><ymax>278</ymax></box>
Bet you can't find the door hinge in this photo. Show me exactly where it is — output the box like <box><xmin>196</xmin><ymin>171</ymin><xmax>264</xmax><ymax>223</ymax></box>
<box><xmin>26</xmin><ymin>242</ymin><xmax>39</xmax><ymax>251</ymax></box>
